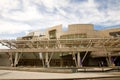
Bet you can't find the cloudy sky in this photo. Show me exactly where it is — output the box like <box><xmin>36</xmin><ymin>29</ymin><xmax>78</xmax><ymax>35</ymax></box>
<box><xmin>0</xmin><ymin>0</ymin><xmax>120</xmax><ymax>39</ymax></box>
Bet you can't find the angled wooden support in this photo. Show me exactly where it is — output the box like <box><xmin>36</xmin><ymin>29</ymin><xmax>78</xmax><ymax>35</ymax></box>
<box><xmin>103</xmin><ymin>41</ymin><xmax>112</xmax><ymax>67</ymax></box>
<box><xmin>48</xmin><ymin>52</ymin><xmax>54</xmax><ymax>64</ymax></box>
<box><xmin>14</xmin><ymin>52</ymin><xmax>22</xmax><ymax>67</ymax></box>
<box><xmin>6</xmin><ymin>53</ymin><xmax>14</xmax><ymax>67</ymax></box>
<box><xmin>82</xmin><ymin>40</ymin><xmax>92</xmax><ymax>62</ymax></box>
<box><xmin>72</xmin><ymin>52</ymin><xmax>77</xmax><ymax>67</ymax></box>
<box><xmin>110</xmin><ymin>39</ymin><xmax>120</xmax><ymax>47</ymax></box>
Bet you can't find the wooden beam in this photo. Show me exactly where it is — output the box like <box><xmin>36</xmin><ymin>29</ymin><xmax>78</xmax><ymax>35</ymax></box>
<box><xmin>0</xmin><ymin>47</ymin><xmax>119</xmax><ymax>53</ymax></box>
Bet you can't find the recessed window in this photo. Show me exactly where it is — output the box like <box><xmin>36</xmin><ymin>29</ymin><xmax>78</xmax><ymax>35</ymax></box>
<box><xmin>109</xmin><ymin>31</ymin><xmax>120</xmax><ymax>37</ymax></box>
<box><xmin>49</xmin><ymin>30</ymin><xmax>56</xmax><ymax>39</ymax></box>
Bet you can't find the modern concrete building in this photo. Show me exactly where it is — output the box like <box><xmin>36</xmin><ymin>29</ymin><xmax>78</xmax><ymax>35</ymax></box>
<box><xmin>0</xmin><ymin>24</ymin><xmax>120</xmax><ymax>67</ymax></box>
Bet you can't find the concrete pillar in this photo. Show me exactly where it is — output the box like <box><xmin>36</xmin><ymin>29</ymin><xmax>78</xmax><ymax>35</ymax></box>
<box><xmin>60</xmin><ymin>53</ymin><xmax>63</xmax><ymax>67</ymax></box>
<box><xmin>9</xmin><ymin>53</ymin><xmax>13</xmax><ymax>67</ymax></box>
<box><xmin>39</xmin><ymin>53</ymin><xmax>45</xmax><ymax>67</ymax></box>
<box><xmin>77</xmin><ymin>52</ymin><xmax>82</xmax><ymax>67</ymax></box>
<box><xmin>45</xmin><ymin>53</ymin><xmax>49</xmax><ymax>68</ymax></box>
<box><xmin>14</xmin><ymin>53</ymin><xmax>19</xmax><ymax>67</ymax></box>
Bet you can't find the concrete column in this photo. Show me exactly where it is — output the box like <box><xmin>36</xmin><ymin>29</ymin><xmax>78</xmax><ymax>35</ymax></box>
<box><xmin>9</xmin><ymin>53</ymin><xmax>13</xmax><ymax>67</ymax></box>
<box><xmin>14</xmin><ymin>53</ymin><xmax>19</xmax><ymax>67</ymax></box>
<box><xmin>60</xmin><ymin>53</ymin><xmax>63</xmax><ymax>67</ymax></box>
<box><xmin>77</xmin><ymin>52</ymin><xmax>82</xmax><ymax>67</ymax></box>
<box><xmin>45</xmin><ymin>53</ymin><xmax>49</xmax><ymax>68</ymax></box>
<box><xmin>39</xmin><ymin>53</ymin><xmax>45</xmax><ymax>67</ymax></box>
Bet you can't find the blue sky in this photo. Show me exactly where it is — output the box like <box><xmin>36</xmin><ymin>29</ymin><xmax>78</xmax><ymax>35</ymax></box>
<box><xmin>0</xmin><ymin>0</ymin><xmax>120</xmax><ymax>39</ymax></box>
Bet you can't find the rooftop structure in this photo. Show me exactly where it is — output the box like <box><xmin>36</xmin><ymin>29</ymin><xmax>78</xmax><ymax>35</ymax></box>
<box><xmin>0</xmin><ymin>24</ymin><xmax>120</xmax><ymax>68</ymax></box>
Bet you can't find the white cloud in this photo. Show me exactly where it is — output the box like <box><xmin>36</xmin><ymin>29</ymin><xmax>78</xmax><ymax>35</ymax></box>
<box><xmin>1</xmin><ymin>0</ymin><xmax>42</xmax><ymax>21</ymax></box>
<box><xmin>0</xmin><ymin>0</ymin><xmax>119</xmax><ymax>36</ymax></box>
<box><xmin>2</xmin><ymin>6</ymin><xmax>42</xmax><ymax>21</ymax></box>
<box><xmin>62</xmin><ymin>0</ymin><xmax>120</xmax><ymax>27</ymax></box>
<box><xmin>35</xmin><ymin>0</ymin><xmax>68</xmax><ymax>9</ymax></box>
<box><xmin>0</xmin><ymin>20</ymin><xmax>32</xmax><ymax>34</ymax></box>
<box><xmin>0</xmin><ymin>0</ymin><xmax>20</xmax><ymax>12</ymax></box>
<box><xmin>107</xmin><ymin>10</ymin><xmax>120</xmax><ymax>21</ymax></box>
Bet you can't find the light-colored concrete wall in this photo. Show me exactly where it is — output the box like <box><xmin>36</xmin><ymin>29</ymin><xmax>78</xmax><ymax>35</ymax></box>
<box><xmin>68</xmin><ymin>24</ymin><xmax>94</xmax><ymax>31</ymax></box>
<box><xmin>19</xmin><ymin>24</ymin><xmax>120</xmax><ymax>40</ymax></box>
<box><xmin>100</xmin><ymin>28</ymin><xmax>120</xmax><ymax>38</ymax></box>
<box><xmin>61</xmin><ymin>24</ymin><xmax>95</xmax><ymax>38</ymax></box>
<box><xmin>45</xmin><ymin>24</ymin><xmax>63</xmax><ymax>39</ymax></box>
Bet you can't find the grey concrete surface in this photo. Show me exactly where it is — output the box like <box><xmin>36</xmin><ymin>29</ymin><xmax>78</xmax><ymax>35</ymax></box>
<box><xmin>0</xmin><ymin>70</ymin><xmax>120</xmax><ymax>79</ymax></box>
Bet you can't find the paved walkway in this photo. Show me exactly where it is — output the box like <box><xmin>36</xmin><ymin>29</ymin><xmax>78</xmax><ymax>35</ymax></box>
<box><xmin>0</xmin><ymin>70</ymin><xmax>120</xmax><ymax>79</ymax></box>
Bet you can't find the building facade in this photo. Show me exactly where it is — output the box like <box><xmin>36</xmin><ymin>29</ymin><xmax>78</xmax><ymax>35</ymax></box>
<box><xmin>0</xmin><ymin>24</ymin><xmax>120</xmax><ymax>67</ymax></box>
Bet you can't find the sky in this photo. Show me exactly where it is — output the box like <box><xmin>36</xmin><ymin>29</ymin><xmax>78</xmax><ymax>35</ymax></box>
<box><xmin>0</xmin><ymin>0</ymin><xmax>120</xmax><ymax>39</ymax></box>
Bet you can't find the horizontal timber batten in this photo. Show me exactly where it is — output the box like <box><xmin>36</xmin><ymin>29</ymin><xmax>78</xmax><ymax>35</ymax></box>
<box><xmin>0</xmin><ymin>37</ymin><xmax>119</xmax><ymax>42</ymax></box>
<box><xmin>0</xmin><ymin>47</ymin><xmax>119</xmax><ymax>53</ymax></box>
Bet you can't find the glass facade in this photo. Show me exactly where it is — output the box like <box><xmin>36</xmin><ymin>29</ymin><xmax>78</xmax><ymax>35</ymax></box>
<box><xmin>60</xmin><ymin>33</ymin><xmax>87</xmax><ymax>39</ymax></box>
